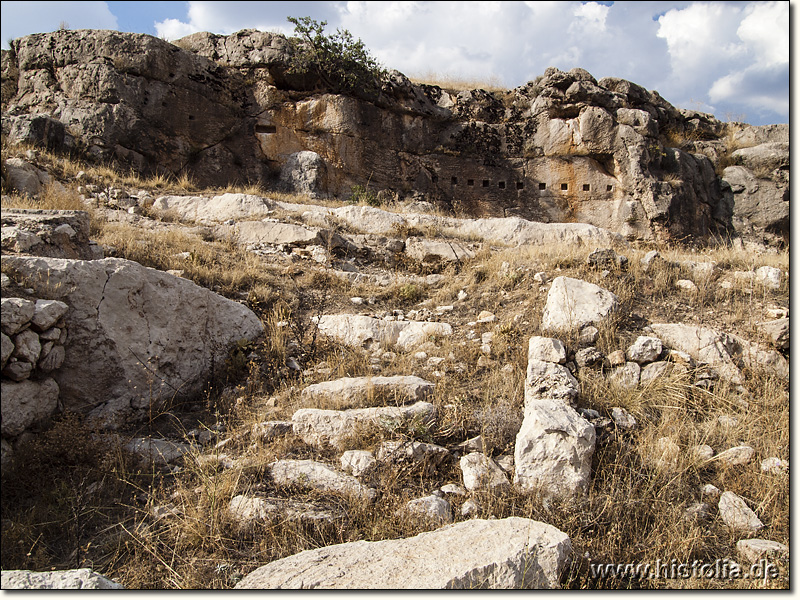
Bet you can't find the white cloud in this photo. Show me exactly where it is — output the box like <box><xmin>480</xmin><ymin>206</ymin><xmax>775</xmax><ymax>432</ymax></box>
<box><xmin>6</xmin><ymin>0</ymin><xmax>784</xmax><ymax>124</ymax></box>
<box><xmin>657</xmin><ymin>1</ymin><xmax>789</xmax><ymax>120</ymax></box>
<box><xmin>737</xmin><ymin>1</ymin><xmax>789</xmax><ymax>67</ymax></box>
<box><xmin>1</xmin><ymin>1</ymin><xmax>118</xmax><ymax>46</ymax></box>
<box><xmin>154</xmin><ymin>18</ymin><xmax>197</xmax><ymax>41</ymax></box>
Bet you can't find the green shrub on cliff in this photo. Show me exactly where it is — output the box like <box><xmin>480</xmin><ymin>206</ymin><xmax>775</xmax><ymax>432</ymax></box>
<box><xmin>287</xmin><ymin>16</ymin><xmax>387</xmax><ymax>97</ymax></box>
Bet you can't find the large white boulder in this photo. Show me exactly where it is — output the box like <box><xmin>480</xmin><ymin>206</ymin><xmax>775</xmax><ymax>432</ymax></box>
<box><xmin>541</xmin><ymin>277</ymin><xmax>619</xmax><ymax>332</ymax></box>
<box><xmin>514</xmin><ymin>399</ymin><xmax>595</xmax><ymax>498</ymax></box>
<box><xmin>235</xmin><ymin>517</ymin><xmax>572</xmax><ymax>589</ymax></box>
<box><xmin>151</xmin><ymin>193</ymin><xmax>273</xmax><ymax>223</ymax></box>
<box><xmin>0</xmin><ymin>256</ymin><xmax>264</xmax><ymax>425</ymax></box>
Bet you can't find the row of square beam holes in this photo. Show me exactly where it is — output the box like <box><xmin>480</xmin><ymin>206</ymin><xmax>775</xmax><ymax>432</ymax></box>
<box><xmin>443</xmin><ymin>176</ymin><xmax>613</xmax><ymax>192</ymax></box>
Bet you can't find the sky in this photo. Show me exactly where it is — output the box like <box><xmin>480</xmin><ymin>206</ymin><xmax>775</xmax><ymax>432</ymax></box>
<box><xmin>0</xmin><ymin>1</ymin><xmax>791</xmax><ymax>126</ymax></box>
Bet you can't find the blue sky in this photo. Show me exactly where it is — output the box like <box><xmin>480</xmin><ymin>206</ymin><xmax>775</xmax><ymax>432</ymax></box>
<box><xmin>0</xmin><ymin>1</ymin><xmax>791</xmax><ymax>126</ymax></box>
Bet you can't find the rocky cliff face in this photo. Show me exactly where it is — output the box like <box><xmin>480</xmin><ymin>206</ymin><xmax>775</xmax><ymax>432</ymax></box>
<box><xmin>1</xmin><ymin>29</ymin><xmax>788</xmax><ymax>243</ymax></box>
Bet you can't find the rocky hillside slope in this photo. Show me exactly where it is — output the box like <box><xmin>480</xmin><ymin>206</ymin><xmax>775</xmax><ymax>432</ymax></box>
<box><xmin>0</xmin><ymin>29</ymin><xmax>788</xmax><ymax>245</ymax></box>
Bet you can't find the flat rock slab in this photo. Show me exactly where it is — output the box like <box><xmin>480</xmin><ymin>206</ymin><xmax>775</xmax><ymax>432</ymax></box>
<box><xmin>405</xmin><ymin>237</ymin><xmax>476</xmax><ymax>263</ymax></box>
<box><xmin>282</xmin><ymin>202</ymin><xmax>622</xmax><ymax>249</ymax></box>
<box><xmin>235</xmin><ymin>517</ymin><xmax>571</xmax><ymax>589</ymax></box>
<box><xmin>270</xmin><ymin>459</ymin><xmax>376</xmax><ymax>502</ymax></box>
<box><xmin>293</xmin><ymin>401</ymin><xmax>436</xmax><ymax>448</ymax></box>
<box><xmin>152</xmin><ymin>193</ymin><xmax>274</xmax><ymax>223</ymax></box>
<box><xmin>314</xmin><ymin>314</ymin><xmax>452</xmax><ymax>351</ymax></box>
<box><xmin>221</xmin><ymin>220</ymin><xmax>324</xmax><ymax>247</ymax></box>
<box><xmin>300</xmin><ymin>375</ymin><xmax>434</xmax><ymax>409</ymax></box>
<box><xmin>1</xmin><ymin>569</ymin><xmax>123</xmax><ymax>589</ymax></box>
<box><xmin>736</xmin><ymin>539</ymin><xmax>788</xmax><ymax>564</ymax></box>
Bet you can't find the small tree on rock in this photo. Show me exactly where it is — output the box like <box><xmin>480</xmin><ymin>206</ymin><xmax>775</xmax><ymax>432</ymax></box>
<box><xmin>286</xmin><ymin>16</ymin><xmax>387</xmax><ymax>98</ymax></box>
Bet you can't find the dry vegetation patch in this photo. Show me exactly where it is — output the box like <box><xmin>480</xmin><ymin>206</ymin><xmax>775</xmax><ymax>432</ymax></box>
<box><xmin>0</xmin><ymin>141</ymin><xmax>788</xmax><ymax>589</ymax></box>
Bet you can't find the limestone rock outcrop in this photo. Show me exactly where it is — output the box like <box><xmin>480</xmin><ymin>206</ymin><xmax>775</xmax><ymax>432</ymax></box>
<box><xmin>3</xmin><ymin>29</ymin><xmax>770</xmax><ymax>242</ymax></box>
<box><xmin>235</xmin><ymin>517</ymin><xmax>572</xmax><ymax>589</ymax></box>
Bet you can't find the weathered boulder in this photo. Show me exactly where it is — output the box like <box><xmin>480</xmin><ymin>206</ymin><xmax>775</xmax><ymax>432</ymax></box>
<box><xmin>514</xmin><ymin>399</ymin><xmax>595</xmax><ymax>498</ymax></box>
<box><xmin>0</xmin><ymin>377</ymin><xmax>59</xmax><ymax>437</ymax></box>
<box><xmin>125</xmin><ymin>437</ymin><xmax>192</xmax><ymax>466</ymax></box>
<box><xmin>731</xmin><ymin>142</ymin><xmax>789</xmax><ymax>174</ymax></box>
<box><xmin>650</xmin><ymin>323</ymin><xmax>789</xmax><ymax>384</ymax></box>
<box><xmin>292</xmin><ymin>401</ymin><xmax>436</xmax><ymax>448</ymax></box>
<box><xmin>460</xmin><ymin>452</ymin><xmax>510</xmax><ymax>492</ymax></box>
<box><xmin>235</xmin><ymin>517</ymin><xmax>571</xmax><ymax>589</ymax></box>
<box><xmin>340</xmin><ymin>449</ymin><xmax>376</xmax><ymax>477</ymax></box>
<box><xmin>1</xmin><ymin>256</ymin><xmax>264</xmax><ymax>425</ymax></box>
<box><xmin>525</xmin><ymin>359</ymin><xmax>579</xmax><ymax>406</ymax></box>
<box><xmin>760</xmin><ymin>457</ymin><xmax>789</xmax><ymax>475</ymax></box>
<box><xmin>151</xmin><ymin>193</ymin><xmax>273</xmax><ymax>224</ymax></box>
<box><xmin>229</xmin><ymin>494</ymin><xmax>340</xmax><ymax>525</ymax></box>
<box><xmin>722</xmin><ymin>165</ymin><xmax>788</xmax><ymax>236</ymax></box>
<box><xmin>714</xmin><ymin>445</ymin><xmax>755</xmax><ymax>467</ymax></box>
<box><xmin>221</xmin><ymin>220</ymin><xmax>327</xmax><ymax>248</ymax></box>
<box><xmin>610</xmin><ymin>407</ymin><xmax>637</xmax><ymax>430</ymax></box>
<box><xmin>718</xmin><ymin>491</ymin><xmax>764</xmax><ymax>533</ymax></box>
<box><xmin>541</xmin><ymin>277</ymin><xmax>619</xmax><ymax>332</ymax></box>
<box><xmin>626</xmin><ymin>336</ymin><xmax>662</xmax><ymax>364</ymax></box>
<box><xmin>608</xmin><ymin>362</ymin><xmax>641</xmax><ymax>389</ymax></box>
<box><xmin>527</xmin><ymin>336</ymin><xmax>567</xmax><ymax>364</ymax></box>
<box><xmin>250</xmin><ymin>420</ymin><xmax>293</xmax><ymax>443</ymax></box>
<box><xmin>2</xmin><ymin>158</ymin><xmax>57</xmax><ymax>196</ymax></box>
<box><xmin>1</xmin><ymin>297</ymin><xmax>36</xmax><ymax>336</ymax></box>
<box><xmin>376</xmin><ymin>440</ymin><xmax>450</xmax><ymax>472</ymax></box>
<box><xmin>403</xmin><ymin>495</ymin><xmax>453</xmax><ymax>524</ymax></box>
<box><xmin>30</xmin><ymin>299</ymin><xmax>69</xmax><ymax>331</ymax></box>
<box><xmin>300</xmin><ymin>375</ymin><xmax>434</xmax><ymax>409</ymax></box>
<box><xmin>0</xmin><ymin>569</ymin><xmax>123</xmax><ymax>590</ymax></box>
<box><xmin>736</xmin><ymin>539</ymin><xmax>789</xmax><ymax>564</ymax></box>
<box><xmin>270</xmin><ymin>459</ymin><xmax>376</xmax><ymax>502</ymax></box>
